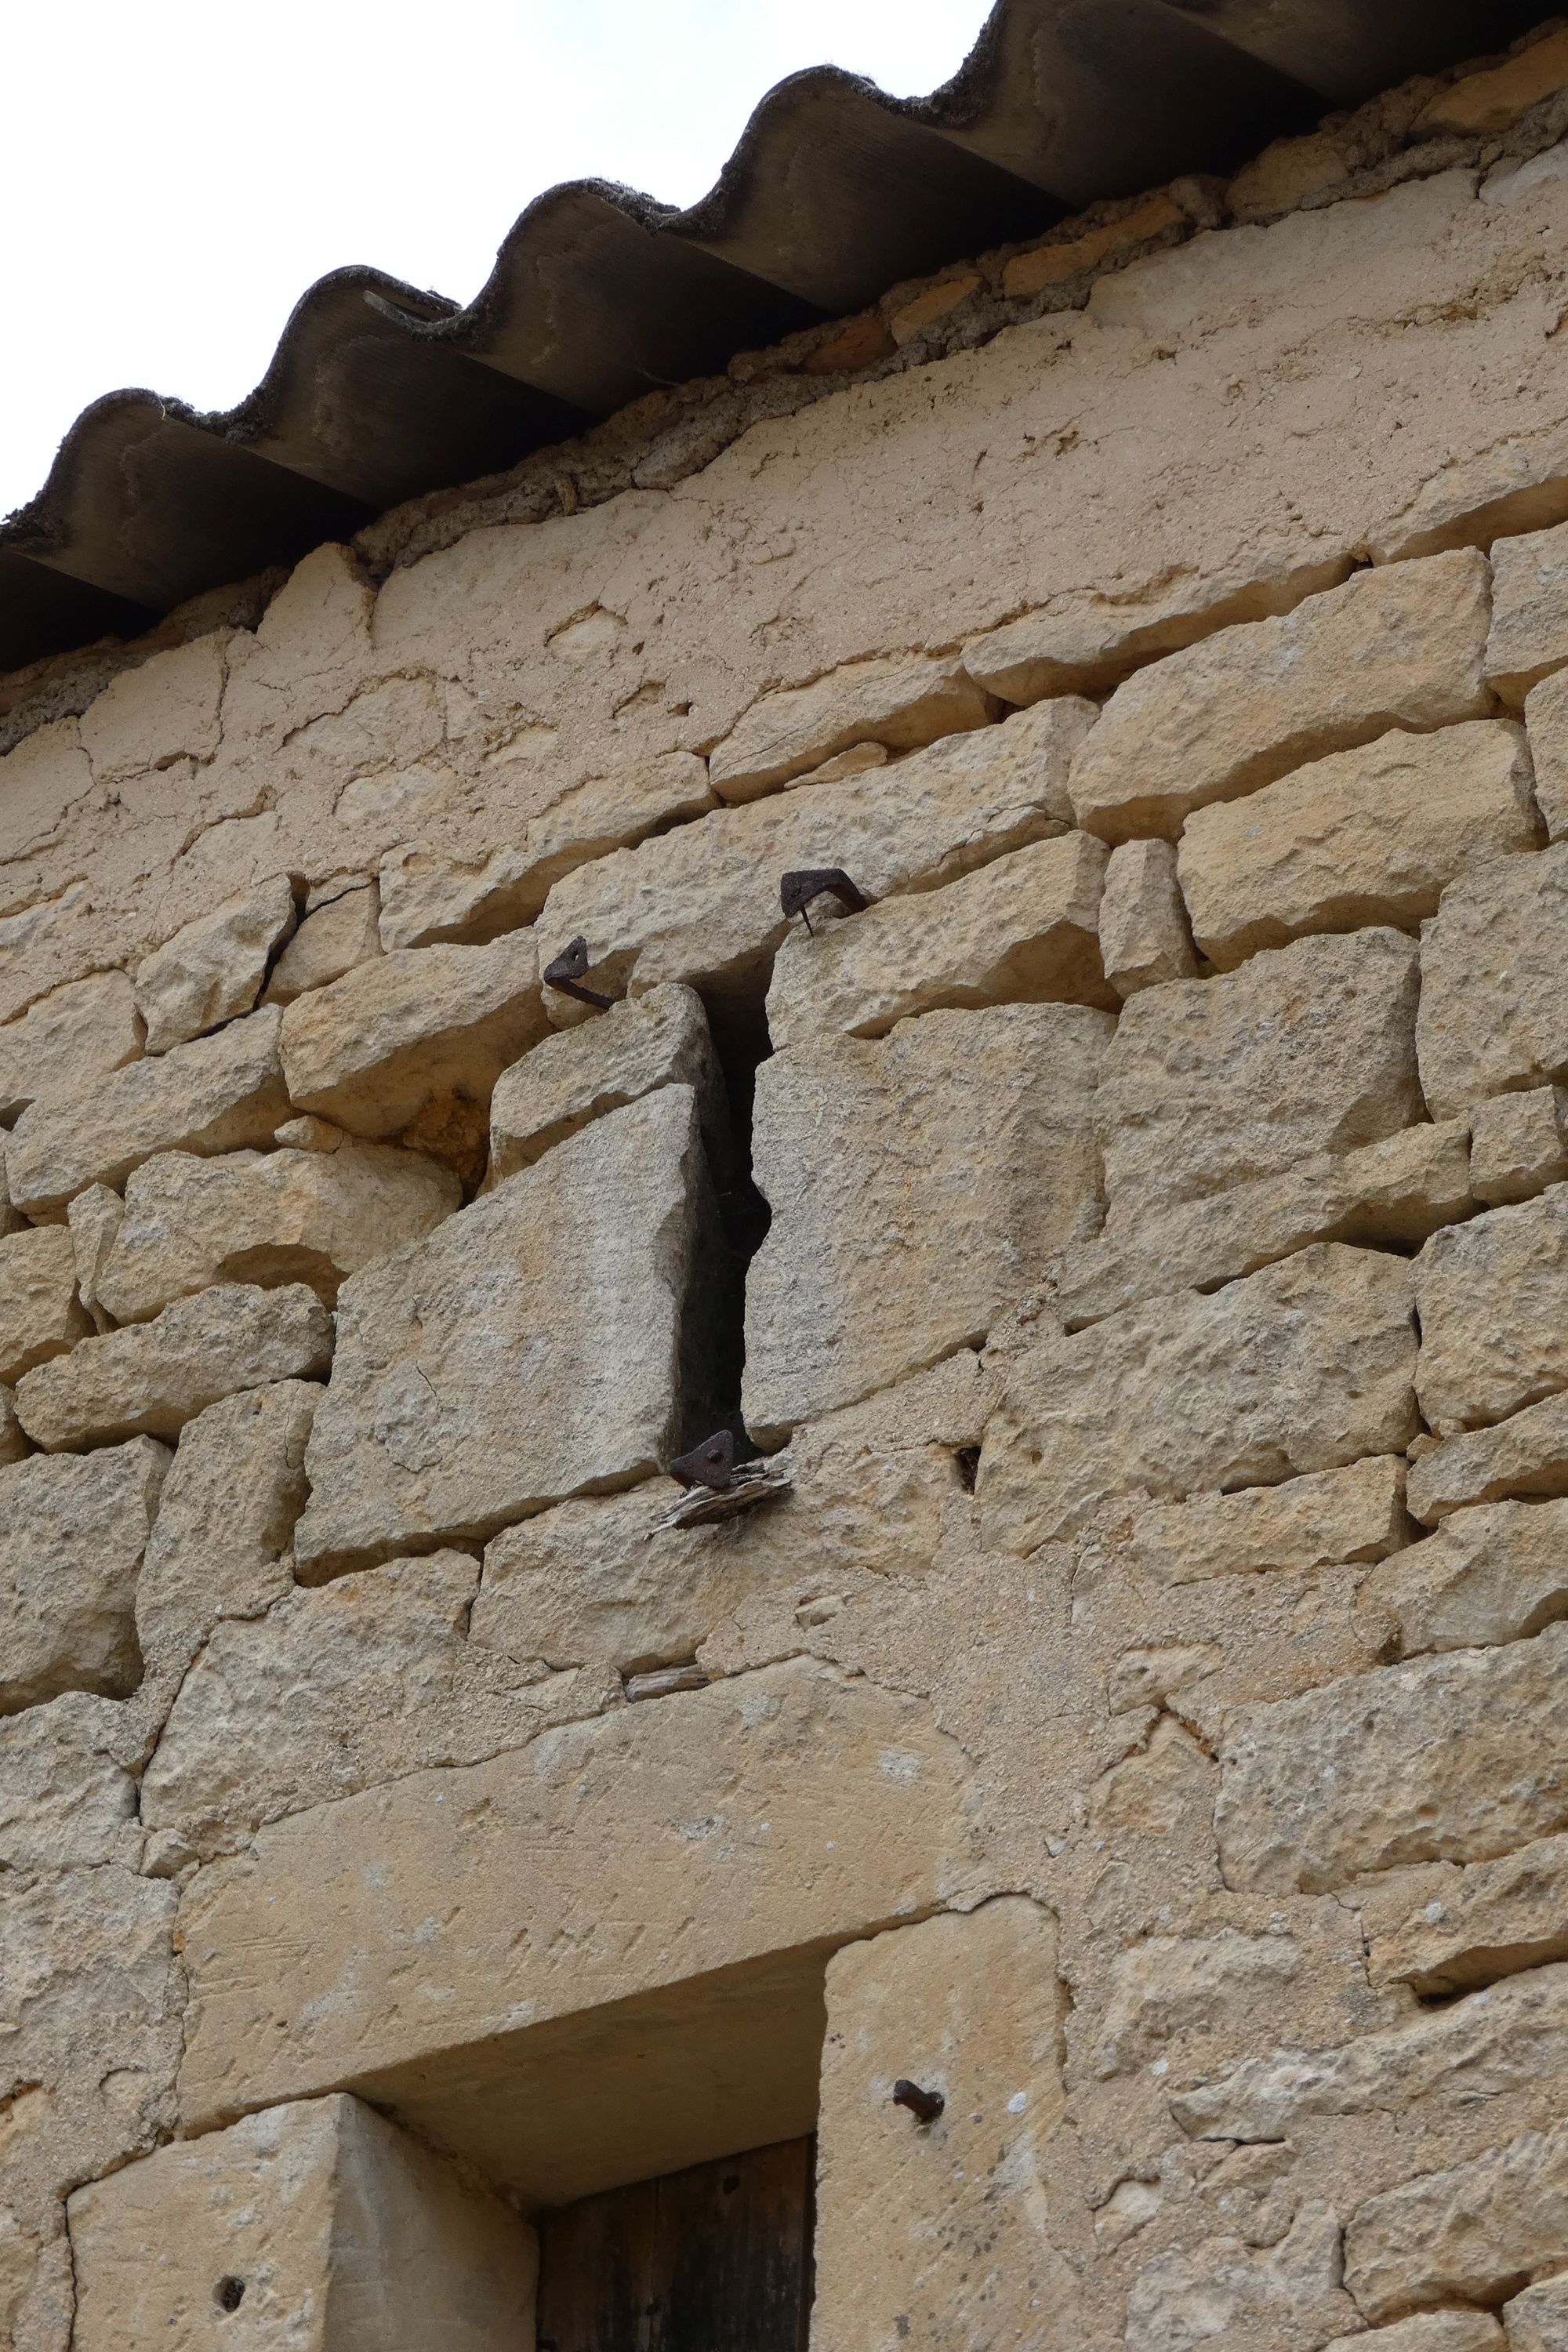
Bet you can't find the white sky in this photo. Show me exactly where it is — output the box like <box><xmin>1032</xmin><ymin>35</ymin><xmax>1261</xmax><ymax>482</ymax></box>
<box><xmin>1</xmin><ymin>0</ymin><xmax>985</xmax><ymax>521</ymax></box>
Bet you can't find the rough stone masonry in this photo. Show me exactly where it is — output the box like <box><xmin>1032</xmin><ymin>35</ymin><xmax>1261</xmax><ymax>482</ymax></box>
<box><xmin>16</xmin><ymin>18</ymin><xmax>1568</xmax><ymax>2352</ymax></box>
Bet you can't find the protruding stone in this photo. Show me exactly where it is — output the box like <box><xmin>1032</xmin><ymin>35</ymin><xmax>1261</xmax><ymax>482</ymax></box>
<box><xmin>708</xmin><ymin>650</ymin><xmax>999</xmax><ymax>802</ymax></box>
<box><xmin>743</xmin><ymin>1004</ymin><xmax>1112</xmax><ymax>1440</ymax></box>
<box><xmin>1471</xmin><ymin>1085</ymin><xmax>1568</xmax><ymax>1205</ymax></box>
<box><xmin>1178</xmin><ymin>722</ymin><xmax>1541</xmax><ymax>969</ymax></box>
<box><xmin>1120</xmin><ymin>1455</ymin><xmax>1413</xmax><ymax>1588</ymax></box>
<box><xmin>1409</xmin><ymin>1390</ymin><xmax>1568</xmax><ymax>1523</ymax></box>
<box><xmin>1417</xmin><ymin>843</ymin><xmax>1568</xmax><ymax>1118</ymax></box>
<box><xmin>0</xmin><ymin>1225</ymin><xmax>90</xmax><ymax>1384</ymax></box>
<box><xmin>978</xmin><ymin>1244</ymin><xmax>1417</xmax><ymax>1553</ymax></box>
<box><xmin>5</xmin><ymin>1005</ymin><xmax>291</xmax><ymax>1218</ymax></box>
<box><xmin>1098</xmin><ymin>837</ymin><xmax>1200</xmax><ymax>998</ymax></box>
<box><xmin>0</xmin><ymin>1438</ymin><xmax>169</xmax><ymax>1713</ymax></box>
<box><xmin>67</xmin><ymin>1183</ymin><xmax>124</xmax><ymax>1331</ymax></box>
<box><xmin>1415</xmin><ymin>1184</ymin><xmax>1568</xmax><ymax>1435</ymax></box>
<box><xmin>96</xmin><ymin>1142</ymin><xmax>459</xmax><ymax>1320</ymax></box>
<box><xmin>1067</xmin><ymin>550</ymin><xmax>1493</xmax><ymax>840</ymax></box>
<box><xmin>68</xmin><ymin>2093</ymin><xmax>539</xmax><ymax>2352</ymax></box>
<box><xmin>13</xmin><ymin>1282</ymin><xmax>332</xmax><ymax>1452</ymax></box>
<box><xmin>489</xmin><ymin>982</ymin><xmax>722</xmax><ymax>1179</ymax></box>
<box><xmin>765</xmin><ymin>830</ymin><xmax>1113</xmax><ymax>1048</ymax></box>
<box><xmin>1364</xmin><ymin>1497</ymin><xmax>1568</xmax><ymax>1656</ymax></box>
<box><xmin>0</xmin><ymin>971</ymin><xmax>143</xmax><ymax>1122</ymax></box>
<box><xmin>1346</xmin><ymin>2117</ymin><xmax>1568</xmax><ymax>2322</ymax></box>
<box><xmin>1504</xmin><ymin>2275</ymin><xmax>1568</xmax><ymax>2352</ymax></box>
<box><xmin>1486</xmin><ymin>516</ymin><xmax>1568</xmax><ymax>705</ymax></box>
<box><xmin>278</xmin><ymin>935</ymin><xmax>547</xmax><ymax>1138</ymax></box>
<box><xmin>1095</xmin><ymin>927</ymin><xmax>1422</xmax><ymax>1227</ymax></box>
<box><xmin>292</xmin><ymin>1087</ymin><xmax>729</xmax><ymax>1577</ymax></box>
<box><xmin>134</xmin><ymin>876</ymin><xmax>297</xmax><ymax>1054</ymax></box>
<box><xmin>260</xmin><ymin>877</ymin><xmax>380</xmax><ymax>1004</ymax></box>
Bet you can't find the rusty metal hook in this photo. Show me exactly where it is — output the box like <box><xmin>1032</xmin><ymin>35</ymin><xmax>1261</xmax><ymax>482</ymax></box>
<box><xmin>780</xmin><ymin>868</ymin><xmax>870</xmax><ymax>938</ymax></box>
<box><xmin>543</xmin><ymin>935</ymin><xmax>616</xmax><ymax>1009</ymax></box>
<box><xmin>891</xmin><ymin>2079</ymin><xmax>945</xmax><ymax>2125</ymax></box>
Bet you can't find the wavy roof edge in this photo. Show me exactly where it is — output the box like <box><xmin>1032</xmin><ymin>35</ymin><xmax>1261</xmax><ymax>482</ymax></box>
<box><xmin>0</xmin><ymin>0</ymin><xmax>1551</xmax><ymax>673</ymax></box>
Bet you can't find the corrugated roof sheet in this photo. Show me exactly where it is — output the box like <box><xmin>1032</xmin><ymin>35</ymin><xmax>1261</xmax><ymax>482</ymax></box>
<box><xmin>0</xmin><ymin>0</ymin><xmax>1543</xmax><ymax>670</ymax></box>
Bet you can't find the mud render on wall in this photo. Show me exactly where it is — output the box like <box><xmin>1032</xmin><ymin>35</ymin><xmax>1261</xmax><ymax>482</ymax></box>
<box><xmin>20</xmin><ymin>16</ymin><xmax>1568</xmax><ymax>2351</ymax></box>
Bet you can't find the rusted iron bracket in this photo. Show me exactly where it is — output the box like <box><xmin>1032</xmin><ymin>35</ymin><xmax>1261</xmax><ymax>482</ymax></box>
<box><xmin>671</xmin><ymin>1430</ymin><xmax>737</xmax><ymax>1491</ymax></box>
<box><xmin>779</xmin><ymin>868</ymin><xmax>870</xmax><ymax>937</ymax></box>
<box><xmin>891</xmin><ymin>2079</ymin><xmax>945</xmax><ymax>2125</ymax></box>
<box><xmin>543</xmin><ymin>935</ymin><xmax>616</xmax><ymax>1008</ymax></box>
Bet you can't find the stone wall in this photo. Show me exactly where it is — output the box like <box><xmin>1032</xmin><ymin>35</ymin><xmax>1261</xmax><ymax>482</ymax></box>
<box><xmin>11</xmin><ymin>22</ymin><xmax>1568</xmax><ymax>2352</ymax></box>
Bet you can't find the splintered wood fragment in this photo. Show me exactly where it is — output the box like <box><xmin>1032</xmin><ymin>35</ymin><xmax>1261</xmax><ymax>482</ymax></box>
<box><xmin>624</xmin><ymin>1661</ymin><xmax>710</xmax><ymax>1702</ymax></box>
<box><xmin>644</xmin><ymin>1461</ymin><xmax>794</xmax><ymax>1536</ymax></box>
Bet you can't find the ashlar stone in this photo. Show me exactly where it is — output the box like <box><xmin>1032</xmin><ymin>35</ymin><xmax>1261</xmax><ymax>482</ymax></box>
<box><xmin>1097</xmin><ymin>837</ymin><xmax>1200</xmax><ymax>997</ymax></box>
<box><xmin>707</xmin><ymin>648</ymin><xmax>999</xmax><ymax>801</ymax></box>
<box><xmin>1217</xmin><ymin>1622</ymin><xmax>1568</xmax><ymax>1893</ymax></box>
<box><xmin>292</xmin><ymin>1087</ymin><xmax>728</xmax><ymax>1577</ymax></box>
<box><xmin>1120</xmin><ymin>1454</ymin><xmax>1413</xmax><ymax>1588</ymax></box>
<box><xmin>5</xmin><ymin>1005</ymin><xmax>292</xmax><ymax>1219</ymax></box>
<box><xmin>764</xmin><ymin>829</ymin><xmax>1114</xmax><ymax>1049</ymax></box>
<box><xmin>1094</xmin><ymin>927</ymin><xmax>1423</xmax><ymax>1228</ymax></box>
<box><xmin>1417</xmin><ymin>843</ymin><xmax>1568</xmax><ymax>1119</ymax></box>
<box><xmin>813</xmin><ymin>1902</ymin><xmax>1076</xmax><ymax>2352</ymax></box>
<box><xmin>0</xmin><ymin>971</ymin><xmax>143</xmax><ymax>1123</ymax></box>
<box><xmin>96</xmin><ymin>1142</ymin><xmax>459</xmax><ymax>1321</ymax></box>
<box><xmin>1363</xmin><ymin>1498</ymin><xmax>1568</xmax><ymax>1656</ymax></box>
<box><xmin>0</xmin><ymin>1693</ymin><xmax>140</xmax><ymax>1871</ymax></box>
<box><xmin>1346</xmin><ymin>2118</ymin><xmax>1568</xmax><ymax>2322</ymax></box>
<box><xmin>1415</xmin><ymin>1184</ymin><xmax>1568</xmax><ymax>1435</ymax></box>
<box><xmin>0</xmin><ymin>1437</ymin><xmax>168</xmax><ymax>1713</ymax></box>
<box><xmin>68</xmin><ymin>2093</ymin><xmax>538</xmax><ymax>2352</ymax></box>
<box><xmin>1487</xmin><ymin>516</ymin><xmax>1568</xmax><ymax>705</ymax></box>
<box><xmin>489</xmin><ymin>982</ymin><xmax>722</xmax><ymax>1179</ymax></box>
<box><xmin>1409</xmin><ymin>1391</ymin><xmax>1568</xmax><ymax>1524</ymax></box>
<box><xmin>0</xmin><ymin>1226</ymin><xmax>89</xmax><ymax>1385</ymax></box>
<box><xmin>536</xmin><ymin>700</ymin><xmax>1091</xmax><ymax>1016</ymax></box>
<box><xmin>1067</xmin><ymin>548</ymin><xmax>1492</xmax><ymax>840</ymax></box>
<box><xmin>134</xmin><ymin>875</ymin><xmax>297</xmax><ymax>1054</ymax></box>
<box><xmin>743</xmin><ymin>1004</ymin><xmax>1112</xmax><ymax>1441</ymax></box>
<box><xmin>978</xmin><ymin>1243</ymin><xmax>1418</xmax><ymax>1553</ymax></box>
<box><xmin>278</xmin><ymin>933</ymin><xmax>547</xmax><ymax>1138</ymax></box>
<box><xmin>260</xmin><ymin>877</ymin><xmax>380</xmax><ymax>1005</ymax></box>
<box><xmin>1370</xmin><ymin>1831</ymin><xmax>1568</xmax><ymax>1996</ymax></box>
<box><xmin>1472</xmin><ymin>1085</ymin><xmax>1568</xmax><ymax>1205</ymax></box>
<box><xmin>1178</xmin><ymin>721</ymin><xmax>1541</xmax><ymax>969</ymax></box>
<box><xmin>13</xmin><ymin>1282</ymin><xmax>332</xmax><ymax>1453</ymax></box>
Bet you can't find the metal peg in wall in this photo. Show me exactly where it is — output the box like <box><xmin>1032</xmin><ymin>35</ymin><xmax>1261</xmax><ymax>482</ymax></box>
<box><xmin>543</xmin><ymin>936</ymin><xmax>616</xmax><ymax>1008</ymax></box>
<box><xmin>779</xmin><ymin>868</ymin><xmax>870</xmax><ymax>936</ymax></box>
<box><xmin>891</xmin><ymin>2079</ymin><xmax>945</xmax><ymax>2125</ymax></box>
<box><xmin>670</xmin><ymin>1429</ymin><xmax>735</xmax><ymax>1492</ymax></box>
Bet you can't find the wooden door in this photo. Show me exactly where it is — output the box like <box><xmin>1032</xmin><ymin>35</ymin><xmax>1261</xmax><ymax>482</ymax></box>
<box><xmin>534</xmin><ymin>2136</ymin><xmax>814</xmax><ymax>2352</ymax></box>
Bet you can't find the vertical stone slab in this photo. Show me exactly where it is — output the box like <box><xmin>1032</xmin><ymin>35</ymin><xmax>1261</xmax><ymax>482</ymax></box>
<box><xmin>68</xmin><ymin>2092</ymin><xmax>536</xmax><ymax>2352</ymax></box>
<box><xmin>813</xmin><ymin>1900</ymin><xmax>1078</xmax><ymax>2352</ymax></box>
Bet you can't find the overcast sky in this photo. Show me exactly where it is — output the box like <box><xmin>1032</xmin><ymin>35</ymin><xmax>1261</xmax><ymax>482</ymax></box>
<box><xmin>2</xmin><ymin>0</ymin><xmax>982</xmax><ymax>521</ymax></box>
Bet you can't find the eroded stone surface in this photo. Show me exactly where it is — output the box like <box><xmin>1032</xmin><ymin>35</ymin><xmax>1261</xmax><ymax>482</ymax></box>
<box><xmin>1120</xmin><ymin>1455</ymin><xmax>1412</xmax><ymax>1588</ymax></box>
<box><xmin>1346</xmin><ymin>2118</ymin><xmax>1568</xmax><ymax>2321</ymax></box>
<box><xmin>134</xmin><ymin>877</ymin><xmax>296</xmax><ymax>1054</ymax></box>
<box><xmin>261</xmin><ymin>877</ymin><xmax>381</xmax><ymax>1005</ymax></box>
<box><xmin>1409</xmin><ymin>1389</ymin><xmax>1568</xmax><ymax>1523</ymax></box>
<box><xmin>1471</xmin><ymin>1085</ymin><xmax>1568</xmax><ymax>1205</ymax></box>
<box><xmin>1417</xmin><ymin>844</ymin><xmax>1568</xmax><ymax>1118</ymax></box>
<box><xmin>1370</xmin><ymin>1831</ymin><xmax>1568</xmax><ymax>1995</ymax></box>
<box><xmin>1488</xmin><ymin>516</ymin><xmax>1568</xmax><ymax>705</ymax></box>
<box><xmin>1415</xmin><ymin>1185</ymin><xmax>1568</xmax><ymax>1435</ymax></box>
<box><xmin>1364</xmin><ymin>1498</ymin><xmax>1568</xmax><ymax>1656</ymax></box>
<box><xmin>0</xmin><ymin>973</ymin><xmax>143</xmax><ymax>1123</ymax></box>
<box><xmin>708</xmin><ymin>649</ymin><xmax>998</xmax><ymax>801</ymax></box>
<box><xmin>488</xmin><ymin>982</ymin><xmax>721</xmax><ymax>1178</ymax></box>
<box><xmin>0</xmin><ymin>1227</ymin><xmax>89</xmax><ymax>1385</ymax></box>
<box><xmin>0</xmin><ymin>1695</ymin><xmax>140</xmax><ymax>1871</ymax></box>
<box><xmin>1098</xmin><ymin>837</ymin><xmax>1200</xmax><ymax>998</ymax></box>
<box><xmin>0</xmin><ymin>1439</ymin><xmax>168</xmax><ymax>1713</ymax></box>
<box><xmin>744</xmin><ymin>1005</ymin><xmax>1112</xmax><ymax>1439</ymax></box>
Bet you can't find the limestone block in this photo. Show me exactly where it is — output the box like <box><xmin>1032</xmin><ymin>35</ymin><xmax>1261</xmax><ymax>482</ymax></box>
<box><xmin>743</xmin><ymin>1004</ymin><xmax>1112</xmax><ymax>1440</ymax></box>
<box><xmin>1325</xmin><ymin>2314</ymin><xmax>1502</xmax><ymax>2352</ymax></box>
<box><xmin>0</xmin><ymin>1385</ymin><xmax>26</xmax><ymax>1464</ymax></box>
<box><xmin>1409</xmin><ymin>1392</ymin><xmax>1568</xmax><ymax>1523</ymax></box>
<box><xmin>68</xmin><ymin>2093</ymin><xmax>538</xmax><ymax>2352</ymax></box>
<box><xmin>1364</xmin><ymin>1498</ymin><xmax>1568</xmax><ymax>1656</ymax></box>
<box><xmin>708</xmin><ymin>648</ymin><xmax>998</xmax><ymax>801</ymax></box>
<box><xmin>1525</xmin><ymin>666</ymin><xmax>1568</xmax><ymax>839</ymax></box>
<box><xmin>77</xmin><ymin>630</ymin><xmax>227</xmax><ymax>781</ymax></box>
<box><xmin>1174</xmin><ymin>1960</ymin><xmax>1568</xmax><ymax>2140</ymax></box>
<box><xmin>1095</xmin><ymin>927</ymin><xmax>1423</xmax><ymax>1228</ymax></box>
<box><xmin>1120</xmin><ymin>1455</ymin><xmax>1413</xmax><ymax>1588</ymax></box>
<box><xmin>536</xmin><ymin>701</ymin><xmax>1090</xmax><ymax>1014</ymax></box>
<box><xmin>1371</xmin><ymin>1831</ymin><xmax>1568</xmax><ymax>1995</ymax></box>
<box><xmin>96</xmin><ymin>1142</ymin><xmax>459</xmax><ymax>1321</ymax></box>
<box><xmin>1217</xmin><ymin>1623</ymin><xmax>1568</xmax><ymax>1893</ymax></box>
<box><xmin>0</xmin><ymin>1693</ymin><xmax>139</xmax><ymax>1871</ymax></box>
<box><xmin>978</xmin><ymin>1244</ymin><xmax>1418</xmax><ymax>1554</ymax></box>
<box><xmin>5</xmin><ymin>1005</ymin><xmax>292</xmax><ymax>1218</ymax></box>
<box><xmin>473</xmin><ymin>1354</ymin><xmax>988</xmax><ymax>1676</ymax></box>
<box><xmin>0</xmin><ymin>971</ymin><xmax>143</xmax><ymax>1121</ymax></box>
<box><xmin>274</xmin><ymin>1114</ymin><xmax>349</xmax><ymax>1151</ymax></box>
<box><xmin>135</xmin><ymin>876</ymin><xmax>296</xmax><ymax>1054</ymax></box>
<box><xmin>1091</xmin><ymin>1929</ymin><xmax>1302</xmax><ymax>2080</ymax></box>
<box><xmin>1052</xmin><ymin>1118</ymin><xmax>1472</xmax><ymax>1329</ymax></box>
<box><xmin>278</xmin><ymin>934</ymin><xmax>546</xmax><ymax>1138</ymax></box>
<box><xmin>0</xmin><ymin>1438</ymin><xmax>168</xmax><ymax>1714</ymax></box>
<box><xmin>293</xmin><ymin>1087</ymin><xmax>727</xmax><ymax>1577</ymax></box>
<box><xmin>1127</xmin><ymin>2204</ymin><xmax>1354</xmax><ymax>2352</ymax></box>
<box><xmin>813</xmin><ymin>1902</ymin><xmax>1075</xmax><ymax>2352</ymax></box>
<box><xmin>1178</xmin><ymin>723</ymin><xmax>1541</xmax><ymax>969</ymax></box>
<box><xmin>443</xmin><ymin>750</ymin><xmax>715</xmax><ymax>929</ymax></box>
<box><xmin>1098</xmin><ymin>837</ymin><xmax>1200</xmax><ymax>997</ymax></box>
<box><xmin>377</xmin><ymin>841</ymin><xmax>538</xmax><ymax>951</ymax></box>
<box><xmin>134</xmin><ymin>1380</ymin><xmax>318</xmax><ymax>1677</ymax></box>
<box><xmin>0</xmin><ymin>1140</ymin><xmax>20</xmax><ymax>1237</ymax></box>
<box><xmin>1472</xmin><ymin>1085</ymin><xmax>1568</xmax><ymax>1205</ymax></box>
<box><xmin>1506</xmin><ymin>2278</ymin><xmax>1568</xmax><ymax>2352</ymax></box>
<box><xmin>13</xmin><ymin>1282</ymin><xmax>332</xmax><ymax>1452</ymax></box>
<box><xmin>67</xmin><ymin>1184</ymin><xmax>123</xmax><ymax>1330</ymax></box>
<box><xmin>1488</xmin><ymin>517</ymin><xmax>1568</xmax><ymax>705</ymax></box>
<box><xmin>1068</xmin><ymin>550</ymin><xmax>1493</xmax><ymax>840</ymax></box>
<box><xmin>0</xmin><ymin>1227</ymin><xmax>89</xmax><ymax>1385</ymax></box>
<box><xmin>176</xmin><ymin>1660</ymin><xmax>978</xmax><ymax>2203</ymax></box>
<box><xmin>489</xmin><ymin>982</ymin><xmax>722</xmax><ymax>1178</ymax></box>
<box><xmin>1346</xmin><ymin>2118</ymin><xmax>1568</xmax><ymax>2322</ymax></box>
<box><xmin>764</xmin><ymin>830</ymin><xmax>1114</xmax><ymax>1049</ymax></box>
<box><xmin>1415</xmin><ymin>1185</ymin><xmax>1568</xmax><ymax>1435</ymax></box>
<box><xmin>260</xmin><ymin>878</ymin><xmax>380</xmax><ymax>1005</ymax></box>
<box><xmin>1414</xmin><ymin>24</ymin><xmax>1568</xmax><ymax>133</ymax></box>
<box><xmin>1417</xmin><ymin>844</ymin><xmax>1568</xmax><ymax>1118</ymax></box>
